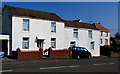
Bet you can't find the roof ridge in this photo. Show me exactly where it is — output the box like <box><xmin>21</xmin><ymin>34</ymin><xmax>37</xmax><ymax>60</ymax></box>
<box><xmin>64</xmin><ymin>20</ymin><xmax>91</xmax><ymax>24</ymax></box>
<box><xmin>5</xmin><ymin>5</ymin><xmax>56</xmax><ymax>15</ymax></box>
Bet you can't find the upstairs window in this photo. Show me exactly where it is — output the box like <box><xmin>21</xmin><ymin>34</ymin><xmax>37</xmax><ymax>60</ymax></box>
<box><xmin>88</xmin><ymin>30</ymin><xmax>92</xmax><ymax>38</ymax></box>
<box><xmin>51</xmin><ymin>22</ymin><xmax>56</xmax><ymax>32</ymax></box>
<box><xmin>101</xmin><ymin>31</ymin><xmax>103</xmax><ymax>36</ymax></box>
<box><xmin>51</xmin><ymin>38</ymin><xmax>56</xmax><ymax>48</ymax></box>
<box><xmin>73</xmin><ymin>29</ymin><xmax>78</xmax><ymax>38</ymax></box>
<box><xmin>22</xmin><ymin>37</ymin><xmax>29</xmax><ymax>49</ymax></box>
<box><xmin>105</xmin><ymin>32</ymin><xmax>108</xmax><ymax>37</ymax></box>
<box><xmin>23</xmin><ymin>19</ymin><xmax>29</xmax><ymax>31</ymax></box>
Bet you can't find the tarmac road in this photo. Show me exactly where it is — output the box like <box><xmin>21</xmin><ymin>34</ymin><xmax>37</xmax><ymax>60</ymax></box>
<box><xmin>1</xmin><ymin>57</ymin><xmax>120</xmax><ymax>73</ymax></box>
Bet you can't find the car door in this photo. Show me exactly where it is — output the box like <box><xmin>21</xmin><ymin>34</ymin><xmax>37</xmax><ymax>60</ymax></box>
<box><xmin>82</xmin><ymin>48</ymin><xmax>89</xmax><ymax>57</ymax></box>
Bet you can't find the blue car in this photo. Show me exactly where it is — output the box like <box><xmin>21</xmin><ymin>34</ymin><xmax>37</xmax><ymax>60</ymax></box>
<box><xmin>72</xmin><ymin>47</ymin><xmax>91</xmax><ymax>59</ymax></box>
<box><xmin>0</xmin><ymin>52</ymin><xmax>5</xmax><ymax>58</ymax></box>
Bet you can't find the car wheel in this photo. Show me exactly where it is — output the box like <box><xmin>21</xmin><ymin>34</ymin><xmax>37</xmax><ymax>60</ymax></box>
<box><xmin>77</xmin><ymin>55</ymin><xmax>80</xmax><ymax>59</ymax></box>
<box><xmin>88</xmin><ymin>55</ymin><xmax>91</xmax><ymax>59</ymax></box>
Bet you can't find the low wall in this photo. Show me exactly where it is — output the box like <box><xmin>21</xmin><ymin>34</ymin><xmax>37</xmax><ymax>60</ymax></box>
<box><xmin>48</xmin><ymin>47</ymin><xmax>72</xmax><ymax>58</ymax></box>
<box><xmin>12</xmin><ymin>48</ymin><xmax>43</xmax><ymax>60</ymax></box>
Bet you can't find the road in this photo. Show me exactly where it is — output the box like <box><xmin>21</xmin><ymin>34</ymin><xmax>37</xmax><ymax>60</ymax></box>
<box><xmin>1</xmin><ymin>58</ymin><xmax>120</xmax><ymax>73</ymax></box>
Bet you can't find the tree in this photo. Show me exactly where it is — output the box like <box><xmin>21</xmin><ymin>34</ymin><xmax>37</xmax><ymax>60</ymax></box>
<box><xmin>115</xmin><ymin>32</ymin><xmax>120</xmax><ymax>39</ymax></box>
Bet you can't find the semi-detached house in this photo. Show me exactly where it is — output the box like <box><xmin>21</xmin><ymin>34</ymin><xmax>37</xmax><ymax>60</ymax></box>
<box><xmin>1</xmin><ymin>5</ymin><xmax>110</xmax><ymax>59</ymax></box>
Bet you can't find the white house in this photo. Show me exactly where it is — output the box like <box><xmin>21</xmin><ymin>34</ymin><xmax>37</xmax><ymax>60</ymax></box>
<box><xmin>2</xmin><ymin>5</ymin><xmax>65</xmax><ymax>56</ymax></box>
<box><xmin>2</xmin><ymin>5</ymin><xmax>110</xmax><ymax>57</ymax></box>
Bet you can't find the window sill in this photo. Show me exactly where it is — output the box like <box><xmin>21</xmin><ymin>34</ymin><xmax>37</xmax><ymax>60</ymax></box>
<box><xmin>22</xmin><ymin>31</ymin><xmax>29</xmax><ymax>33</ymax></box>
<box><xmin>73</xmin><ymin>38</ymin><xmax>78</xmax><ymax>40</ymax></box>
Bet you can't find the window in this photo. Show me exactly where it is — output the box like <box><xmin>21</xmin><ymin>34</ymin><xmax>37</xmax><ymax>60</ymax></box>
<box><xmin>22</xmin><ymin>37</ymin><xmax>29</xmax><ymax>49</ymax></box>
<box><xmin>105</xmin><ymin>32</ymin><xmax>108</xmax><ymax>37</ymax></box>
<box><xmin>90</xmin><ymin>42</ymin><xmax>94</xmax><ymax>50</ymax></box>
<box><xmin>51</xmin><ymin>38</ymin><xmax>56</xmax><ymax>48</ymax></box>
<box><xmin>88</xmin><ymin>30</ymin><xmax>92</xmax><ymax>38</ymax></box>
<box><xmin>100</xmin><ymin>39</ymin><xmax>103</xmax><ymax>44</ymax></box>
<box><xmin>51</xmin><ymin>22</ymin><xmax>56</xmax><ymax>32</ymax></box>
<box><xmin>101</xmin><ymin>31</ymin><xmax>103</xmax><ymax>36</ymax></box>
<box><xmin>73</xmin><ymin>29</ymin><xmax>78</xmax><ymax>38</ymax></box>
<box><xmin>105</xmin><ymin>39</ymin><xmax>108</xmax><ymax>45</ymax></box>
<box><xmin>70</xmin><ymin>41</ymin><xmax>76</xmax><ymax>47</ymax></box>
<box><xmin>23</xmin><ymin>19</ymin><xmax>29</xmax><ymax>31</ymax></box>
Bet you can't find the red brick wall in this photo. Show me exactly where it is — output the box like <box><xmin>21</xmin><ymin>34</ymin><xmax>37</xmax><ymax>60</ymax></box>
<box><xmin>48</xmin><ymin>47</ymin><xmax>72</xmax><ymax>58</ymax></box>
<box><xmin>12</xmin><ymin>48</ymin><xmax>43</xmax><ymax>60</ymax></box>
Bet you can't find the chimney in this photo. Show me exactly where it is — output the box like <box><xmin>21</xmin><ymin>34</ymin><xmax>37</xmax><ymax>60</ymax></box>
<box><xmin>98</xmin><ymin>22</ymin><xmax>101</xmax><ymax>24</ymax></box>
<box><xmin>73</xmin><ymin>19</ymin><xmax>82</xmax><ymax>22</ymax></box>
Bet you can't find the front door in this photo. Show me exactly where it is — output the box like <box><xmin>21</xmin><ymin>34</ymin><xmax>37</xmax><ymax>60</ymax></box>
<box><xmin>37</xmin><ymin>39</ymin><xmax>44</xmax><ymax>48</ymax></box>
<box><xmin>2</xmin><ymin>40</ymin><xmax>8</xmax><ymax>56</ymax></box>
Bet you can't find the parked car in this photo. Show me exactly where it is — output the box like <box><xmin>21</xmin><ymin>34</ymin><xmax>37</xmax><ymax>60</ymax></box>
<box><xmin>72</xmin><ymin>47</ymin><xmax>91</xmax><ymax>59</ymax></box>
<box><xmin>0</xmin><ymin>51</ymin><xmax>5</xmax><ymax>58</ymax></box>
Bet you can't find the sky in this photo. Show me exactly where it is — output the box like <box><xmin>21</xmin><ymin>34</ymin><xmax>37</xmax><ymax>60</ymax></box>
<box><xmin>2</xmin><ymin>2</ymin><xmax>118</xmax><ymax>36</ymax></box>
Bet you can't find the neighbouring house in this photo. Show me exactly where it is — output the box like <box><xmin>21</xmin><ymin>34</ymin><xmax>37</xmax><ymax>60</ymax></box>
<box><xmin>93</xmin><ymin>23</ymin><xmax>110</xmax><ymax>46</ymax></box>
<box><xmin>64</xmin><ymin>20</ymin><xmax>100</xmax><ymax>56</ymax></box>
<box><xmin>0</xmin><ymin>7</ymin><xmax>10</xmax><ymax>57</ymax></box>
<box><xmin>1</xmin><ymin>5</ymin><xmax>110</xmax><ymax>59</ymax></box>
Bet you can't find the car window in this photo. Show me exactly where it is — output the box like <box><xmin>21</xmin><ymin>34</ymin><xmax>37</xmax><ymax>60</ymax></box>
<box><xmin>76</xmin><ymin>47</ymin><xmax>82</xmax><ymax>50</ymax></box>
<box><xmin>83</xmin><ymin>48</ymin><xmax>88</xmax><ymax>51</ymax></box>
<box><xmin>72</xmin><ymin>48</ymin><xmax>76</xmax><ymax>50</ymax></box>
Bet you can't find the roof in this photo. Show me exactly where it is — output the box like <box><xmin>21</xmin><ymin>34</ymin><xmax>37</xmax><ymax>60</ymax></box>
<box><xmin>64</xmin><ymin>20</ymin><xmax>98</xmax><ymax>30</ymax></box>
<box><xmin>93</xmin><ymin>23</ymin><xmax>110</xmax><ymax>32</ymax></box>
<box><xmin>3</xmin><ymin>5</ymin><xmax>63</xmax><ymax>22</ymax></box>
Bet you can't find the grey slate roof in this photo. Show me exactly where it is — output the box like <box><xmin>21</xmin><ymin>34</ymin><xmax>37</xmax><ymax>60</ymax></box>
<box><xmin>4</xmin><ymin>5</ymin><xmax>63</xmax><ymax>22</ymax></box>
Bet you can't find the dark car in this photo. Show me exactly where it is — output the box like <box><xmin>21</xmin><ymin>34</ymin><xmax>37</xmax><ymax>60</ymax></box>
<box><xmin>72</xmin><ymin>47</ymin><xmax>91</xmax><ymax>59</ymax></box>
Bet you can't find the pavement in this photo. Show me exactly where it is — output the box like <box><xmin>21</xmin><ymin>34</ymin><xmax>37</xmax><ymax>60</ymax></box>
<box><xmin>0</xmin><ymin>56</ymin><xmax>110</xmax><ymax>63</ymax></box>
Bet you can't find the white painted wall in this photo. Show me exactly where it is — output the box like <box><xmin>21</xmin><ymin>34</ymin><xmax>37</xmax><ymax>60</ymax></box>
<box><xmin>12</xmin><ymin>16</ymin><xmax>65</xmax><ymax>52</ymax></box>
<box><xmin>64</xmin><ymin>27</ymin><xmax>100</xmax><ymax>56</ymax></box>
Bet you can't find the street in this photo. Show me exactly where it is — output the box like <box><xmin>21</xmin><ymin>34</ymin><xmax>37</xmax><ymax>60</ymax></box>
<box><xmin>1</xmin><ymin>58</ymin><xmax>120</xmax><ymax>73</ymax></box>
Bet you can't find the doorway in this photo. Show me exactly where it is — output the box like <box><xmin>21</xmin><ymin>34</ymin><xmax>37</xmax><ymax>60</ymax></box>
<box><xmin>2</xmin><ymin>40</ymin><xmax>8</xmax><ymax>56</ymax></box>
<box><xmin>37</xmin><ymin>39</ymin><xmax>44</xmax><ymax>48</ymax></box>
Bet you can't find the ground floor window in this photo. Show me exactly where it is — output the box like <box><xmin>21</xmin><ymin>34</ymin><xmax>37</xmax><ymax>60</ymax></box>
<box><xmin>22</xmin><ymin>37</ymin><xmax>29</xmax><ymax>49</ymax></box>
<box><xmin>70</xmin><ymin>41</ymin><xmax>76</xmax><ymax>47</ymax></box>
<box><xmin>105</xmin><ymin>39</ymin><xmax>108</xmax><ymax>45</ymax></box>
<box><xmin>90</xmin><ymin>42</ymin><xmax>94</xmax><ymax>50</ymax></box>
<box><xmin>51</xmin><ymin>38</ymin><xmax>56</xmax><ymax>48</ymax></box>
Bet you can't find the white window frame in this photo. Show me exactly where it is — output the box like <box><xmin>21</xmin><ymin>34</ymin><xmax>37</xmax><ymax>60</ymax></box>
<box><xmin>23</xmin><ymin>19</ymin><xmax>29</xmax><ymax>31</ymax></box>
<box><xmin>22</xmin><ymin>37</ymin><xmax>29</xmax><ymax>49</ymax></box>
<box><xmin>88</xmin><ymin>30</ymin><xmax>92</xmax><ymax>38</ymax></box>
<box><xmin>105</xmin><ymin>32</ymin><xmax>108</xmax><ymax>37</ymax></box>
<box><xmin>90</xmin><ymin>42</ymin><xmax>94</xmax><ymax>50</ymax></box>
<box><xmin>105</xmin><ymin>39</ymin><xmax>108</xmax><ymax>45</ymax></box>
<box><xmin>73</xmin><ymin>29</ymin><xmax>78</xmax><ymax>39</ymax></box>
<box><xmin>51</xmin><ymin>38</ymin><xmax>56</xmax><ymax>48</ymax></box>
<box><xmin>51</xmin><ymin>22</ymin><xmax>56</xmax><ymax>32</ymax></box>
